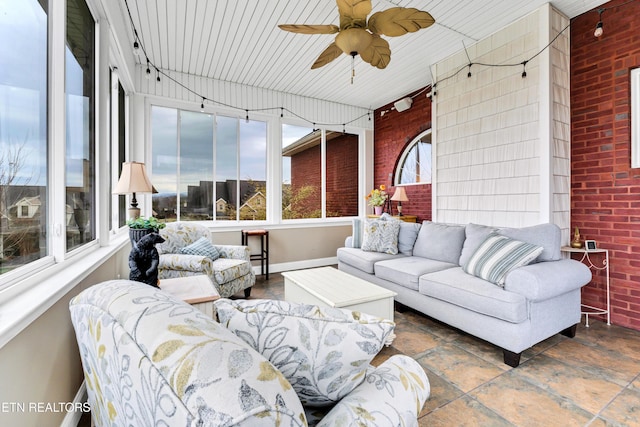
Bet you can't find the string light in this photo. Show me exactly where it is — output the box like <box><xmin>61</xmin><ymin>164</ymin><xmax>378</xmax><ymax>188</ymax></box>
<box><xmin>156</xmin><ymin>67</ymin><xmax>161</xmax><ymax>82</ymax></box>
<box><xmin>594</xmin><ymin>8</ymin><xmax>604</xmax><ymax>37</ymax></box>
<box><xmin>245</xmin><ymin>110</ymin><xmax>249</xmax><ymax>123</ymax></box>
<box><xmin>125</xmin><ymin>0</ymin><xmax>636</xmax><ymax>127</ymax></box>
<box><xmin>200</xmin><ymin>97</ymin><xmax>205</xmax><ymax>112</ymax></box>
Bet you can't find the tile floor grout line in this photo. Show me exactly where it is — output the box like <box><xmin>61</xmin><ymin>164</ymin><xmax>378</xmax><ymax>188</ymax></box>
<box><xmin>585</xmin><ymin>370</ymin><xmax>640</xmax><ymax>426</ymax></box>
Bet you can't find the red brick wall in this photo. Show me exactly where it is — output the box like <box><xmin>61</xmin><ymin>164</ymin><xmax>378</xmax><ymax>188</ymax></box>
<box><xmin>374</xmin><ymin>87</ymin><xmax>433</xmax><ymax>221</ymax></box>
<box><xmin>571</xmin><ymin>0</ymin><xmax>640</xmax><ymax>330</ymax></box>
<box><xmin>290</xmin><ymin>134</ymin><xmax>358</xmax><ymax>217</ymax></box>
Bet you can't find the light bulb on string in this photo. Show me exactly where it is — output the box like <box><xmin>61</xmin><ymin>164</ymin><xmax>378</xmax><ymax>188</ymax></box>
<box><xmin>156</xmin><ymin>68</ymin><xmax>161</xmax><ymax>82</ymax></box>
<box><xmin>200</xmin><ymin>97</ymin><xmax>205</xmax><ymax>112</ymax></box>
<box><xmin>521</xmin><ymin>61</ymin><xmax>528</xmax><ymax>78</ymax></box>
<box><xmin>467</xmin><ymin>64</ymin><xmax>472</xmax><ymax>78</ymax></box>
<box><xmin>145</xmin><ymin>59</ymin><xmax>151</xmax><ymax>79</ymax></box>
<box><xmin>245</xmin><ymin>110</ymin><xmax>249</xmax><ymax>123</ymax></box>
<box><xmin>133</xmin><ymin>30</ymin><xmax>140</xmax><ymax>51</ymax></box>
<box><xmin>594</xmin><ymin>9</ymin><xmax>604</xmax><ymax>37</ymax></box>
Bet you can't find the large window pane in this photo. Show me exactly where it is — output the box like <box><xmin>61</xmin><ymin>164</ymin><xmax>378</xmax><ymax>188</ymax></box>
<box><xmin>239</xmin><ymin>120</ymin><xmax>267</xmax><ymax>220</ymax></box>
<box><xmin>151</xmin><ymin>106</ymin><xmax>178</xmax><ymax>221</ymax></box>
<box><xmin>151</xmin><ymin>108</ymin><xmax>267</xmax><ymax>222</ymax></box>
<box><xmin>0</xmin><ymin>0</ymin><xmax>48</xmax><ymax>274</ymax></box>
<box><xmin>216</xmin><ymin>116</ymin><xmax>238</xmax><ymax>220</ymax></box>
<box><xmin>66</xmin><ymin>0</ymin><xmax>95</xmax><ymax>250</ymax></box>
<box><xmin>326</xmin><ymin>131</ymin><xmax>359</xmax><ymax>217</ymax></box>
<box><xmin>282</xmin><ymin>125</ymin><xmax>320</xmax><ymax>219</ymax></box>
<box><xmin>180</xmin><ymin>110</ymin><xmax>213</xmax><ymax>221</ymax></box>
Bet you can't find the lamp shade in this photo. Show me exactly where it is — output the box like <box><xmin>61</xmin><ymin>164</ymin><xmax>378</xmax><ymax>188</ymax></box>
<box><xmin>113</xmin><ymin>162</ymin><xmax>154</xmax><ymax>195</ymax></box>
<box><xmin>391</xmin><ymin>187</ymin><xmax>408</xmax><ymax>202</ymax></box>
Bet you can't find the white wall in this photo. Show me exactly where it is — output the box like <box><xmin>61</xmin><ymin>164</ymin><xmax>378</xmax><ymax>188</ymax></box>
<box><xmin>432</xmin><ymin>4</ymin><xmax>571</xmax><ymax>240</ymax></box>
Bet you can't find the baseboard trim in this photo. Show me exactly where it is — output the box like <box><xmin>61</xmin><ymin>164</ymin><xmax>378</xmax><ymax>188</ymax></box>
<box><xmin>251</xmin><ymin>257</ymin><xmax>337</xmax><ymax>275</ymax></box>
<box><xmin>60</xmin><ymin>380</ymin><xmax>88</xmax><ymax>427</ymax></box>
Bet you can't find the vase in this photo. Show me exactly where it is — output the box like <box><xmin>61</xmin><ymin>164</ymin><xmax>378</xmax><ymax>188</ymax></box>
<box><xmin>374</xmin><ymin>206</ymin><xmax>383</xmax><ymax>215</ymax></box>
<box><xmin>129</xmin><ymin>228</ymin><xmax>155</xmax><ymax>245</ymax></box>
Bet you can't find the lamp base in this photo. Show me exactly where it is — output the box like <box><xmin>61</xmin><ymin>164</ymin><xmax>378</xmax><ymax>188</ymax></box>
<box><xmin>128</xmin><ymin>207</ymin><xmax>141</xmax><ymax>220</ymax></box>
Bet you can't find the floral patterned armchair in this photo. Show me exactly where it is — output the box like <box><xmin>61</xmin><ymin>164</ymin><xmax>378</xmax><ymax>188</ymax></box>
<box><xmin>157</xmin><ymin>222</ymin><xmax>255</xmax><ymax>298</ymax></box>
<box><xmin>70</xmin><ymin>280</ymin><xmax>430</xmax><ymax>427</ymax></box>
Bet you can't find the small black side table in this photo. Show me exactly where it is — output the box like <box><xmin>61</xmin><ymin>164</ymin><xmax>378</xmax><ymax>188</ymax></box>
<box><xmin>241</xmin><ymin>229</ymin><xmax>269</xmax><ymax>280</ymax></box>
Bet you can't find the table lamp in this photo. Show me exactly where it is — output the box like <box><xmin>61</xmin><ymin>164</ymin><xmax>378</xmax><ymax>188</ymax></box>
<box><xmin>113</xmin><ymin>161</ymin><xmax>154</xmax><ymax>219</ymax></box>
<box><xmin>391</xmin><ymin>187</ymin><xmax>409</xmax><ymax>216</ymax></box>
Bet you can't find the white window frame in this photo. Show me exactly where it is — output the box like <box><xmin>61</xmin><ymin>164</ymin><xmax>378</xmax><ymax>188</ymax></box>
<box><xmin>632</xmin><ymin>68</ymin><xmax>640</xmax><ymax>168</ymax></box>
<box><xmin>394</xmin><ymin>129</ymin><xmax>432</xmax><ymax>186</ymax></box>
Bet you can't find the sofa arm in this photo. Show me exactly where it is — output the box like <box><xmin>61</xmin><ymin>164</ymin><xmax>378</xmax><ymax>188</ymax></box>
<box><xmin>344</xmin><ymin>236</ymin><xmax>354</xmax><ymax>248</ymax></box>
<box><xmin>158</xmin><ymin>253</ymin><xmax>214</xmax><ymax>274</ymax></box>
<box><xmin>216</xmin><ymin>244</ymin><xmax>251</xmax><ymax>261</ymax></box>
<box><xmin>504</xmin><ymin>259</ymin><xmax>592</xmax><ymax>301</ymax></box>
<box><xmin>317</xmin><ymin>355</ymin><xmax>430</xmax><ymax>427</ymax></box>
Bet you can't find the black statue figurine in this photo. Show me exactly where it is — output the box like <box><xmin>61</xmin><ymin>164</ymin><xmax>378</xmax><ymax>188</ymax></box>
<box><xmin>129</xmin><ymin>232</ymin><xmax>165</xmax><ymax>287</ymax></box>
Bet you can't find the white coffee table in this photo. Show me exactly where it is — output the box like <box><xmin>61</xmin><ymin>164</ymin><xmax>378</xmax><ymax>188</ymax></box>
<box><xmin>159</xmin><ymin>275</ymin><xmax>220</xmax><ymax>318</ymax></box>
<box><xmin>282</xmin><ymin>267</ymin><xmax>397</xmax><ymax>320</ymax></box>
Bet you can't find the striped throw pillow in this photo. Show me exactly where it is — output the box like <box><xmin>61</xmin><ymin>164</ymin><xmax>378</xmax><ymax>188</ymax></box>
<box><xmin>463</xmin><ymin>233</ymin><xmax>543</xmax><ymax>286</ymax></box>
<box><xmin>180</xmin><ymin>236</ymin><xmax>220</xmax><ymax>260</ymax></box>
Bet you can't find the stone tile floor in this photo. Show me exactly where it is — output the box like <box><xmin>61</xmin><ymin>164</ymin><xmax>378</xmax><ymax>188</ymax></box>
<box><xmin>79</xmin><ymin>271</ymin><xmax>640</xmax><ymax>426</ymax></box>
<box><xmin>250</xmin><ymin>271</ymin><xmax>640</xmax><ymax>427</ymax></box>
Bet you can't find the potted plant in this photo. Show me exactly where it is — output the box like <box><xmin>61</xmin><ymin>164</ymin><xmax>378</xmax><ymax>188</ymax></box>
<box><xmin>366</xmin><ymin>185</ymin><xmax>388</xmax><ymax>215</ymax></box>
<box><xmin>127</xmin><ymin>216</ymin><xmax>166</xmax><ymax>244</ymax></box>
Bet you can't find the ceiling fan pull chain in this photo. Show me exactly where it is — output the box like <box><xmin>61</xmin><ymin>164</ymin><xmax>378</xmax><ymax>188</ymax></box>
<box><xmin>351</xmin><ymin>54</ymin><xmax>355</xmax><ymax>84</ymax></box>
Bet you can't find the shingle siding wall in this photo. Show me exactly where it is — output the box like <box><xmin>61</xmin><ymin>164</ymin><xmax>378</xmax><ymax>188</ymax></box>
<box><xmin>433</xmin><ymin>5</ymin><xmax>571</xmax><ymax>235</ymax></box>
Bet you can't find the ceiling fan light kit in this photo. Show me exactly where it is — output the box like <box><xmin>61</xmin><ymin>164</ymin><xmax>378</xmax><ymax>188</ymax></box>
<box><xmin>278</xmin><ymin>0</ymin><xmax>435</xmax><ymax>76</ymax></box>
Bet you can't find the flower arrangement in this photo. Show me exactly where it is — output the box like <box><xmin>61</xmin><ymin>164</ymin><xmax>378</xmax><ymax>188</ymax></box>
<box><xmin>366</xmin><ymin>185</ymin><xmax>388</xmax><ymax>207</ymax></box>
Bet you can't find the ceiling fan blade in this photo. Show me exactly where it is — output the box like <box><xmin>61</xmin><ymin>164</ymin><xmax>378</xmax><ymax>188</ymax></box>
<box><xmin>337</xmin><ymin>0</ymin><xmax>371</xmax><ymax>29</ymax></box>
<box><xmin>311</xmin><ymin>42</ymin><xmax>344</xmax><ymax>69</ymax></box>
<box><xmin>368</xmin><ymin>8</ymin><xmax>435</xmax><ymax>37</ymax></box>
<box><xmin>360</xmin><ymin>35</ymin><xmax>390</xmax><ymax>69</ymax></box>
<box><xmin>278</xmin><ymin>24</ymin><xmax>340</xmax><ymax>34</ymax></box>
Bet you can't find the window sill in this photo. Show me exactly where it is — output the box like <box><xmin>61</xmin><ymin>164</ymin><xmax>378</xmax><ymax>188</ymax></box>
<box><xmin>0</xmin><ymin>233</ymin><xmax>129</xmax><ymax>350</ymax></box>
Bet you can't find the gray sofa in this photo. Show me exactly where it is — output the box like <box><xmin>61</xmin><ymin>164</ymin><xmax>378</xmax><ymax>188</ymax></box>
<box><xmin>337</xmin><ymin>218</ymin><xmax>592</xmax><ymax>367</ymax></box>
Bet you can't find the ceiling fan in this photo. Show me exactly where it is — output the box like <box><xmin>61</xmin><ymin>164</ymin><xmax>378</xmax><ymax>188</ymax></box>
<box><xmin>278</xmin><ymin>0</ymin><xmax>435</xmax><ymax>72</ymax></box>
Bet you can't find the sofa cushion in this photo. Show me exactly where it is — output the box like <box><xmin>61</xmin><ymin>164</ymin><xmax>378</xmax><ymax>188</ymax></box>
<box><xmin>337</xmin><ymin>247</ymin><xmax>405</xmax><ymax>274</ymax></box>
<box><xmin>215</xmin><ymin>298</ymin><xmax>395</xmax><ymax>407</ymax></box>
<box><xmin>463</xmin><ymin>233</ymin><xmax>543</xmax><ymax>286</ymax></box>
<box><xmin>361</xmin><ymin>219</ymin><xmax>401</xmax><ymax>255</ymax></box>
<box><xmin>413</xmin><ymin>221</ymin><xmax>466</xmax><ymax>264</ymax></box>
<box><xmin>180</xmin><ymin>236</ymin><xmax>220</xmax><ymax>260</ymax></box>
<box><xmin>459</xmin><ymin>223</ymin><xmax>497</xmax><ymax>266</ymax></box>
<box><xmin>375</xmin><ymin>257</ymin><xmax>457</xmax><ymax>291</ymax></box>
<box><xmin>498</xmin><ymin>223</ymin><xmax>561</xmax><ymax>262</ymax></box>
<box><xmin>398</xmin><ymin>221</ymin><xmax>421</xmax><ymax>256</ymax></box>
<box><xmin>419</xmin><ymin>268</ymin><xmax>528</xmax><ymax>323</ymax></box>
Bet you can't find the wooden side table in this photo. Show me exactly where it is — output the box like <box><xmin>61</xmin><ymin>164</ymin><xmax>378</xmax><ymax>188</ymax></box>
<box><xmin>159</xmin><ymin>275</ymin><xmax>220</xmax><ymax>318</ymax></box>
<box><xmin>561</xmin><ymin>246</ymin><xmax>610</xmax><ymax>327</ymax></box>
<box><xmin>367</xmin><ymin>214</ymin><xmax>417</xmax><ymax>223</ymax></box>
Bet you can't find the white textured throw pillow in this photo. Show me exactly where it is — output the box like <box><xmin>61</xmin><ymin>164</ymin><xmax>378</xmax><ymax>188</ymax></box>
<box><xmin>463</xmin><ymin>233</ymin><xmax>543</xmax><ymax>286</ymax></box>
<box><xmin>361</xmin><ymin>219</ymin><xmax>401</xmax><ymax>254</ymax></box>
<box><xmin>215</xmin><ymin>298</ymin><xmax>395</xmax><ymax>407</ymax></box>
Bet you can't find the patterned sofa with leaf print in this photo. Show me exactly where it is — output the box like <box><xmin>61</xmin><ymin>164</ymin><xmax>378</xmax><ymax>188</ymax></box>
<box><xmin>69</xmin><ymin>280</ymin><xmax>430</xmax><ymax>426</ymax></box>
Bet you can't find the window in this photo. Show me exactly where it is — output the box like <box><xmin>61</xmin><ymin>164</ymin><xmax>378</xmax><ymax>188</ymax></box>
<box><xmin>282</xmin><ymin>124</ymin><xmax>359</xmax><ymax>219</ymax></box>
<box><xmin>0</xmin><ymin>0</ymin><xmax>48</xmax><ymax>274</ymax></box>
<box><xmin>110</xmin><ymin>68</ymin><xmax>127</xmax><ymax>230</ymax></box>
<box><xmin>632</xmin><ymin>68</ymin><xmax>640</xmax><ymax>168</ymax></box>
<box><xmin>151</xmin><ymin>106</ymin><xmax>267</xmax><ymax>222</ymax></box>
<box><xmin>395</xmin><ymin>130</ymin><xmax>432</xmax><ymax>185</ymax></box>
<box><xmin>66</xmin><ymin>0</ymin><xmax>96</xmax><ymax>249</ymax></box>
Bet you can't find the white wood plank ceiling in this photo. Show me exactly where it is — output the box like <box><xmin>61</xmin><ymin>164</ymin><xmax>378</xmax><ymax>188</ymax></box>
<box><xmin>117</xmin><ymin>0</ymin><xmax>606</xmax><ymax>110</ymax></box>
